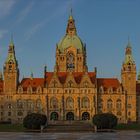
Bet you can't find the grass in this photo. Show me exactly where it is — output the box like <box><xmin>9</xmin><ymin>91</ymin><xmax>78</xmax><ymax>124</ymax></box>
<box><xmin>115</xmin><ymin>123</ymin><xmax>140</xmax><ymax>130</ymax></box>
<box><xmin>0</xmin><ymin>124</ymin><xmax>25</xmax><ymax>132</ymax></box>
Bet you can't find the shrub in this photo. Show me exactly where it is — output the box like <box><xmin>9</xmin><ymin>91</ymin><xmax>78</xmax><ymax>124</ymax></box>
<box><xmin>93</xmin><ymin>113</ymin><xmax>118</xmax><ymax>129</ymax></box>
<box><xmin>23</xmin><ymin>113</ymin><xmax>47</xmax><ymax>129</ymax></box>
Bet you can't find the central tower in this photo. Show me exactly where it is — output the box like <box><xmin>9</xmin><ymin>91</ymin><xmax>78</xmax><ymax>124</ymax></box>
<box><xmin>55</xmin><ymin>13</ymin><xmax>88</xmax><ymax>72</ymax></box>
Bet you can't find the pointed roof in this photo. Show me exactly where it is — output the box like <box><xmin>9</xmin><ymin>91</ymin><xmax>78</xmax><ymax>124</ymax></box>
<box><xmin>5</xmin><ymin>37</ymin><xmax>17</xmax><ymax>64</ymax></box>
<box><xmin>124</xmin><ymin>39</ymin><xmax>135</xmax><ymax>64</ymax></box>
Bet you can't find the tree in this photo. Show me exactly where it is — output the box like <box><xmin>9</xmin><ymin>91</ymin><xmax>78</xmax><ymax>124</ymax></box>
<box><xmin>92</xmin><ymin>113</ymin><xmax>118</xmax><ymax>129</ymax></box>
<box><xmin>23</xmin><ymin>113</ymin><xmax>47</xmax><ymax>129</ymax></box>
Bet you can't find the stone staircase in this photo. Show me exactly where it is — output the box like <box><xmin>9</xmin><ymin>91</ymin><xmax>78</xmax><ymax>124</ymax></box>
<box><xmin>44</xmin><ymin>120</ymin><xmax>94</xmax><ymax>132</ymax></box>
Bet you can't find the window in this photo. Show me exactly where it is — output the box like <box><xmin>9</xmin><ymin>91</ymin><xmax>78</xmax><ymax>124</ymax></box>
<box><xmin>83</xmin><ymin>81</ymin><xmax>89</xmax><ymax>88</ymax></box>
<box><xmin>116</xmin><ymin>99</ymin><xmax>121</xmax><ymax>110</ymax></box>
<box><xmin>66</xmin><ymin>97</ymin><xmax>74</xmax><ymax>109</ymax></box>
<box><xmin>127</xmin><ymin>104</ymin><xmax>132</xmax><ymax>109</ymax></box>
<box><xmin>66</xmin><ymin>52</ymin><xmax>75</xmax><ymax>71</ymax></box>
<box><xmin>8</xmin><ymin>112</ymin><xmax>11</xmax><ymax>116</ymax></box>
<box><xmin>81</xmin><ymin>97</ymin><xmax>90</xmax><ymax>108</ymax></box>
<box><xmin>36</xmin><ymin>99</ymin><xmax>42</xmax><ymax>109</ymax></box>
<box><xmin>27</xmin><ymin>100</ymin><xmax>34</xmax><ymax>109</ymax></box>
<box><xmin>17</xmin><ymin>100</ymin><xmax>23</xmax><ymax>108</ymax></box>
<box><xmin>67</xmin><ymin>80</ymin><xmax>73</xmax><ymax>88</ymax></box>
<box><xmin>52</xmin><ymin>80</ymin><xmax>58</xmax><ymax>88</ymax></box>
<box><xmin>18</xmin><ymin>86</ymin><xmax>23</xmax><ymax>94</ymax></box>
<box><xmin>17</xmin><ymin>111</ymin><xmax>23</xmax><ymax>116</ymax></box>
<box><xmin>50</xmin><ymin>97</ymin><xmax>58</xmax><ymax>109</ymax></box>
<box><xmin>37</xmin><ymin>86</ymin><xmax>42</xmax><ymax>93</ymax></box>
<box><xmin>27</xmin><ymin>86</ymin><xmax>32</xmax><ymax>94</ymax></box>
<box><xmin>8</xmin><ymin>104</ymin><xmax>12</xmax><ymax>109</ymax></box>
<box><xmin>107</xmin><ymin>99</ymin><xmax>113</xmax><ymax>110</ymax></box>
<box><xmin>99</xmin><ymin>86</ymin><xmax>104</xmax><ymax>93</ymax></box>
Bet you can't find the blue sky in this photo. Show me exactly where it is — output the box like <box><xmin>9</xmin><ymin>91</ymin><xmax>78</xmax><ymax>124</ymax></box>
<box><xmin>0</xmin><ymin>0</ymin><xmax>140</xmax><ymax>80</ymax></box>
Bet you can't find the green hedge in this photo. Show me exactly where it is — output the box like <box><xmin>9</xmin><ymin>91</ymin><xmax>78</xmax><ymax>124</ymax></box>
<box><xmin>23</xmin><ymin>113</ymin><xmax>47</xmax><ymax>129</ymax></box>
<box><xmin>93</xmin><ymin>113</ymin><xmax>118</xmax><ymax>129</ymax></box>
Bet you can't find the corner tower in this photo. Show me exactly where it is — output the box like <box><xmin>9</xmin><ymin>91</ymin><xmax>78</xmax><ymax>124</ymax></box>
<box><xmin>121</xmin><ymin>40</ymin><xmax>136</xmax><ymax>122</ymax></box>
<box><xmin>55</xmin><ymin>12</ymin><xmax>87</xmax><ymax>72</ymax></box>
<box><xmin>3</xmin><ymin>39</ymin><xmax>19</xmax><ymax>93</ymax></box>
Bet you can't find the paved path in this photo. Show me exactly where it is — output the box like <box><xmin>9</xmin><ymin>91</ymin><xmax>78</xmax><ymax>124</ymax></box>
<box><xmin>0</xmin><ymin>131</ymin><xmax>140</xmax><ymax>140</ymax></box>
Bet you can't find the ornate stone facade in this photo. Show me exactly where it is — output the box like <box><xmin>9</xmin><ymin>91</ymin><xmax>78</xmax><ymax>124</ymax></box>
<box><xmin>0</xmin><ymin>13</ymin><xmax>138</xmax><ymax>124</ymax></box>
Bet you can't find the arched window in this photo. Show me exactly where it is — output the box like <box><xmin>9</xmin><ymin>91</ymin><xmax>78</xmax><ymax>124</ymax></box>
<box><xmin>108</xmin><ymin>87</ymin><xmax>113</xmax><ymax>93</ymax></box>
<box><xmin>36</xmin><ymin>99</ymin><xmax>42</xmax><ymax>109</ymax></box>
<box><xmin>116</xmin><ymin>99</ymin><xmax>121</xmax><ymax>110</ymax></box>
<box><xmin>98</xmin><ymin>99</ymin><xmax>103</xmax><ymax>110</ymax></box>
<box><xmin>66</xmin><ymin>52</ymin><xmax>75</xmax><ymax>71</ymax></box>
<box><xmin>18</xmin><ymin>86</ymin><xmax>23</xmax><ymax>94</ymax></box>
<box><xmin>50</xmin><ymin>97</ymin><xmax>58</xmax><ymax>109</ymax></box>
<box><xmin>117</xmin><ymin>87</ymin><xmax>122</xmax><ymax>93</ymax></box>
<box><xmin>66</xmin><ymin>97</ymin><xmax>74</xmax><ymax>109</ymax></box>
<box><xmin>81</xmin><ymin>97</ymin><xmax>90</xmax><ymax>108</ymax></box>
<box><xmin>107</xmin><ymin>99</ymin><xmax>113</xmax><ymax>110</ymax></box>
<box><xmin>36</xmin><ymin>86</ymin><xmax>42</xmax><ymax>93</ymax></box>
<box><xmin>27</xmin><ymin>86</ymin><xmax>32</xmax><ymax>94</ymax></box>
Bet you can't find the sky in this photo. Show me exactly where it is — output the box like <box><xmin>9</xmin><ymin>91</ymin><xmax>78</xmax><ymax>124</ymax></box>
<box><xmin>0</xmin><ymin>0</ymin><xmax>140</xmax><ymax>80</ymax></box>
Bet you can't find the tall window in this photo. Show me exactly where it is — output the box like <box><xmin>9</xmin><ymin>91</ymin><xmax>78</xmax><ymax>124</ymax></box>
<box><xmin>116</xmin><ymin>99</ymin><xmax>121</xmax><ymax>110</ymax></box>
<box><xmin>36</xmin><ymin>99</ymin><xmax>42</xmax><ymax>109</ymax></box>
<box><xmin>81</xmin><ymin>97</ymin><xmax>90</xmax><ymax>108</ymax></box>
<box><xmin>107</xmin><ymin>99</ymin><xmax>113</xmax><ymax>110</ymax></box>
<box><xmin>66</xmin><ymin>97</ymin><xmax>74</xmax><ymax>109</ymax></box>
<box><xmin>50</xmin><ymin>97</ymin><xmax>58</xmax><ymax>109</ymax></box>
<box><xmin>67</xmin><ymin>52</ymin><xmax>75</xmax><ymax>71</ymax></box>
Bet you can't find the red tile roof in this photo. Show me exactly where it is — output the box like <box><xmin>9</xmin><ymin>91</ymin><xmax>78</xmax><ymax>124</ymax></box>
<box><xmin>19</xmin><ymin>72</ymin><xmax>96</xmax><ymax>91</ymax></box>
<box><xmin>20</xmin><ymin>78</ymin><xmax>44</xmax><ymax>88</ymax></box>
<box><xmin>45</xmin><ymin>72</ymin><xmax>96</xmax><ymax>84</ymax></box>
<box><xmin>97</xmin><ymin>78</ymin><xmax>120</xmax><ymax>89</ymax></box>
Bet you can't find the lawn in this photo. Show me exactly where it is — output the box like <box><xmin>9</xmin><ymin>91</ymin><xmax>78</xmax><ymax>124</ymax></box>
<box><xmin>0</xmin><ymin>124</ymin><xmax>25</xmax><ymax>132</ymax></box>
<box><xmin>116</xmin><ymin>123</ymin><xmax>140</xmax><ymax>130</ymax></box>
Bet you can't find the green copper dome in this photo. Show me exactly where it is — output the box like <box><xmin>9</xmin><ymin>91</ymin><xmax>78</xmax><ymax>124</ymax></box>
<box><xmin>57</xmin><ymin>35</ymin><xmax>84</xmax><ymax>52</ymax></box>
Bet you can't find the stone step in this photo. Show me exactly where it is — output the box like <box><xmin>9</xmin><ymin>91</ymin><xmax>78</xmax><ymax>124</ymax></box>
<box><xmin>44</xmin><ymin>121</ymin><xmax>94</xmax><ymax>132</ymax></box>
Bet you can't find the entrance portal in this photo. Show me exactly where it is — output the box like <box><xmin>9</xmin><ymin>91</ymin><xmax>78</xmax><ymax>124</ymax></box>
<box><xmin>50</xmin><ymin>112</ymin><xmax>59</xmax><ymax>120</ymax></box>
<box><xmin>82</xmin><ymin>112</ymin><xmax>90</xmax><ymax>120</ymax></box>
<box><xmin>66</xmin><ymin>112</ymin><xmax>74</xmax><ymax>120</ymax></box>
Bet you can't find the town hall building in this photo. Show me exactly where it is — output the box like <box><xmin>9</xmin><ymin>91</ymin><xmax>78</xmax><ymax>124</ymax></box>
<box><xmin>0</xmin><ymin>12</ymin><xmax>139</xmax><ymax>124</ymax></box>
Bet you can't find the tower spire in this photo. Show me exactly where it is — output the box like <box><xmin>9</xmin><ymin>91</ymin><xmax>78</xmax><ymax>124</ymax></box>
<box><xmin>10</xmin><ymin>34</ymin><xmax>14</xmax><ymax>46</ymax></box>
<box><xmin>66</xmin><ymin>8</ymin><xmax>77</xmax><ymax>36</ymax></box>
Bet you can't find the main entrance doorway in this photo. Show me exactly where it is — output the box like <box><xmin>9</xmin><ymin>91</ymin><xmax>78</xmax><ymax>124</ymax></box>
<box><xmin>50</xmin><ymin>112</ymin><xmax>59</xmax><ymax>120</ymax></box>
<box><xmin>66</xmin><ymin>112</ymin><xmax>74</xmax><ymax>120</ymax></box>
<box><xmin>82</xmin><ymin>112</ymin><xmax>90</xmax><ymax>120</ymax></box>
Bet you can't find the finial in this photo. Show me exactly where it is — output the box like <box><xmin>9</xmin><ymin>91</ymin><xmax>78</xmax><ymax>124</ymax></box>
<box><xmin>10</xmin><ymin>34</ymin><xmax>14</xmax><ymax>46</ymax></box>
<box><xmin>30</xmin><ymin>71</ymin><xmax>33</xmax><ymax>79</ymax></box>
<box><xmin>127</xmin><ymin>36</ymin><xmax>131</xmax><ymax>48</ymax></box>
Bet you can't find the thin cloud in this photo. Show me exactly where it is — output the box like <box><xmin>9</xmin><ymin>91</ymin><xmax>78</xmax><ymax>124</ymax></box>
<box><xmin>25</xmin><ymin>1</ymin><xmax>69</xmax><ymax>41</ymax></box>
<box><xmin>25</xmin><ymin>22</ymin><xmax>44</xmax><ymax>41</ymax></box>
<box><xmin>0</xmin><ymin>0</ymin><xmax>16</xmax><ymax>19</ymax></box>
<box><xmin>16</xmin><ymin>1</ymin><xmax>34</xmax><ymax>23</ymax></box>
